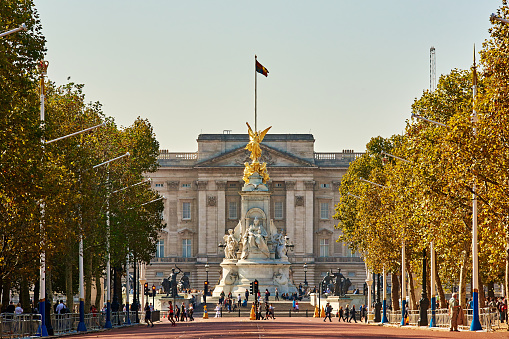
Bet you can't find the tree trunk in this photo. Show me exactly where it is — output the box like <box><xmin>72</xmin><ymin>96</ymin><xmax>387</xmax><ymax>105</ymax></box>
<box><xmin>391</xmin><ymin>273</ymin><xmax>400</xmax><ymax>311</ymax></box>
<box><xmin>20</xmin><ymin>277</ymin><xmax>31</xmax><ymax>311</ymax></box>
<box><xmin>33</xmin><ymin>277</ymin><xmax>39</xmax><ymax>311</ymax></box>
<box><xmin>479</xmin><ymin>279</ymin><xmax>486</xmax><ymax>308</ymax></box>
<box><xmin>458</xmin><ymin>248</ymin><xmax>470</xmax><ymax>308</ymax></box>
<box><xmin>65</xmin><ymin>251</ymin><xmax>74</xmax><ymax>312</ymax></box>
<box><xmin>85</xmin><ymin>249</ymin><xmax>92</xmax><ymax>314</ymax></box>
<box><xmin>435</xmin><ymin>258</ymin><xmax>447</xmax><ymax>308</ymax></box>
<box><xmin>94</xmin><ymin>271</ymin><xmax>102</xmax><ymax>310</ymax></box>
<box><xmin>46</xmin><ymin>266</ymin><xmax>53</xmax><ymax>310</ymax></box>
<box><xmin>406</xmin><ymin>259</ymin><xmax>416</xmax><ymax>310</ymax></box>
<box><xmin>1</xmin><ymin>278</ymin><xmax>10</xmax><ymax>311</ymax></box>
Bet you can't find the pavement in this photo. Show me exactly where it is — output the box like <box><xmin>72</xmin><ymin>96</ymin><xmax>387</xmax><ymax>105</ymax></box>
<box><xmin>66</xmin><ymin>317</ymin><xmax>509</xmax><ymax>339</ymax></box>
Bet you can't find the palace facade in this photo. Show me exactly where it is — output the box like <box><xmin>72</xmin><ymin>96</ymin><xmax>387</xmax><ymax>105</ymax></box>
<box><xmin>145</xmin><ymin>133</ymin><xmax>366</xmax><ymax>292</ymax></box>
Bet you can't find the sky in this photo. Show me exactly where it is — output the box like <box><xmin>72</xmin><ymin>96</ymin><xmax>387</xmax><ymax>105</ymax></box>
<box><xmin>33</xmin><ymin>0</ymin><xmax>502</xmax><ymax>153</ymax></box>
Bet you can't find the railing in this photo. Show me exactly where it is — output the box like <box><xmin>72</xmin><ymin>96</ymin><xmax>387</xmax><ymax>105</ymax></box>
<box><xmin>314</xmin><ymin>152</ymin><xmax>363</xmax><ymax>160</ymax></box>
<box><xmin>151</xmin><ymin>257</ymin><xmax>197</xmax><ymax>263</ymax></box>
<box><xmin>314</xmin><ymin>256</ymin><xmax>363</xmax><ymax>263</ymax></box>
<box><xmin>386</xmin><ymin>307</ymin><xmax>500</xmax><ymax>331</ymax></box>
<box><xmin>158</xmin><ymin>152</ymin><xmax>198</xmax><ymax>160</ymax></box>
<box><xmin>0</xmin><ymin>313</ymin><xmax>41</xmax><ymax>338</ymax></box>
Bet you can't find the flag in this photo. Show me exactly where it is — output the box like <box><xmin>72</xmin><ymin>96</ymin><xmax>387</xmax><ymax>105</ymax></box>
<box><xmin>256</xmin><ymin>60</ymin><xmax>269</xmax><ymax>77</ymax></box>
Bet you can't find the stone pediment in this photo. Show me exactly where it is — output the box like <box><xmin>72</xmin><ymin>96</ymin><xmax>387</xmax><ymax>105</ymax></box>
<box><xmin>194</xmin><ymin>144</ymin><xmax>316</xmax><ymax>168</ymax></box>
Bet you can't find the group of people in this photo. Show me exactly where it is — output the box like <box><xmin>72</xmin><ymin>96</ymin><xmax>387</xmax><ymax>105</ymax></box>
<box><xmin>322</xmin><ymin>303</ymin><xmax>367</xmax><ymax>323</ymax></box>
<box><xmin>253</xmin><ymin>302</ymin><xmax>275</xmax><ymax>320</ymax></box>
<box><xmin>165</xmin><ymin>301</ymin><xmax>194</xmax><ymax>327</ymax></box>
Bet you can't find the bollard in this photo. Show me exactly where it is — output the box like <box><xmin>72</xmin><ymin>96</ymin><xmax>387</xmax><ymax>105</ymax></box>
<box><xmin>289</xmin><ymin>310</ymin><xmax>291</xmax><ymax>317</ymax></box>
<box><xmin>239</xmin><ymin>308</ymin><xmax>241</xmax><ymax>317</ymax></box>
<box><xmin>306</xmin><ymin>310</ymin><xmax>308</xmax><ymax>317</ymax></box>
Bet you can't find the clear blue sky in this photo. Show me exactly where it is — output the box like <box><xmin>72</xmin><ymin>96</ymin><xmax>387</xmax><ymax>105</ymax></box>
<box><xmin>34</xmin><ymin>0</ymin><xmax>502</xmax><ymax>152</ymax></box>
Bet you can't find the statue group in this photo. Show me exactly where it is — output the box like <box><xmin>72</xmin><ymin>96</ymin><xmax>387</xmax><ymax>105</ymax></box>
<box><xmin>161</xmin><ymin>266</ymin><xmax>190</xmax><ymax>297</ymax></box>
<box><xmin>222</xmin><ymin>217</ymin><xmax>289</xmax><ymax>261</ymax></box>
<box><xmin>321</xmin><ymin>269</ymin><xmax>352</xmax><ymax>297</ymax></box>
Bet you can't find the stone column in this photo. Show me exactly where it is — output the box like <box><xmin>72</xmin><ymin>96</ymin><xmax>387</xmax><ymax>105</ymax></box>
<box><xmin>285</xmin><ymin>181</ymin><xmax>296</xmax><ymax>244</ymax></box>
<box><xmin>216</xmin><ymin>181</ymin><xmax>227</xmax><ymax>254</ymax></box>
<box><xmin>196</xmin><ymin>180</ymin><xmax>208</xmax><ymax>257</ymax></box>
<box><xmin>167</xmin><ymin>181</ymin><xmax>179</xmax><ymax>256</ymax></box>
<box><xmin>304</xmin><ymin>181</ymin><xmax>315</xmax><ymax>256</ymax></box>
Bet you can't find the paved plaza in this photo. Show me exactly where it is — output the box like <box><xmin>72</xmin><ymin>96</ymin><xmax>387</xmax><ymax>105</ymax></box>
<box><xmin>69</xmin><ymin>318</ymin><xmax>509</xmax><ymax>339</ymax></box>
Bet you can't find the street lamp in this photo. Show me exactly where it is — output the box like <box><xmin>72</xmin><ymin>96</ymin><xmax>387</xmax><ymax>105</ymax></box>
<box><xmin>491</xmin><ymin>13</ymin><xmax>509</xmax><ymax>24</ymax></box>
<box><xmin>303</xmin><ymin>263</ymin><xmax>308</xmax><ymax>286</ymax></box>
<box><xmin>411</xmin><ymin>55</ymin><xmax>483</xmax><ymax>330</ymax></box>
<box><xmin>205</xmin><ymin>263</ymin><xmax>210</xmax><ymax>282</ymax></box>
<box><xmin>0</xmin><ymin>23</ymin><xmax>26</xmax><ymax>38</ymax></box>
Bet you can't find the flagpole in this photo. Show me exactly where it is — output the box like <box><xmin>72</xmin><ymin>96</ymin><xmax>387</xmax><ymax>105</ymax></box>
<box><xmin>255</xmin><ymin>55</ymin><xmax>257</xmax><ymax>131</ymax></box>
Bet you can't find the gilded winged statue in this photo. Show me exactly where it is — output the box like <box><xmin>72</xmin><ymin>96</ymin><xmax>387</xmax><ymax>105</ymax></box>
<box><xmin>243</xmin><ymin>123</ymin><xmax>272</xmax><ymax>184</ymax></box>
<box><xmin>245</xmin><ymin>122</ymin><xmax>271</xmax><ymax>162</ymax></box>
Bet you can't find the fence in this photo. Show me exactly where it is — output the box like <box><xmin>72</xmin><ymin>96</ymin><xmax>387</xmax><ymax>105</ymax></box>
<box><xmin>0</xmin><ymin>311</ymin><xmax>139</xmax><ymax>338</ymax></box>
<box><xmin>386</xmin><ymin>307</ymin><xmax>501</xmax><ymax>331</ymax></box>
<box><xmin>0</xmin><ymin>313</ymin><xmax>41</xmax><ymax>339</ymax></box>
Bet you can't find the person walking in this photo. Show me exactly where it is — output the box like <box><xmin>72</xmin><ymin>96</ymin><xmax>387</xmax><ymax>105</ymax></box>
<box><xmin>344</xmin><ymin>304</ymin><xmax>350</xmax><ymax>322</ymax></box>
<box><xmin>168</xmin><ymin>301</ymin><xmax>176</xmax><ymax>327</ymax></box>
<box><xmin>175</xmin><ymin>304</ymin><xmax>180</xmax><ymax>322</ymax></box>
<box><xmin>245</xmin><ymin>289</ymin><xmax>249</xmax><ymax>303</ymax></box>
<box><xmin>275</xmin><ymin>288</ymin><xmax>279</xmax><ymax>301</ymax></box>
<box><xmin>144</xmin><ymin>302</ymin><xmax>154</xmax><ymax>327</ymax></box>
<box><xmin>188</xmin><ymin>304</ymin><xmax>194</xmax><ymax>321</ymax></box>
<box><xmin>324</xmin><ymin>302</ymin><xmax>332</xmax><ymax>322</ymax></box>
<box><xmin>338</xmin><ymin>306</ymin><xmax>344</xmax><ymax>322</ymax></box>
<box><xmin>215</xmin><ymin>303</ymin><xmax>221</xmax><ymax>318</ymax></box>
<box><xmin>238</xmin><ymin>294</ymin><xmax>242</xmax><ymax>308</ymax></box>
<box><xmin>181</xmin><ymin>302</ymin><xmax>187</xmax><ymax>322</ymax></box>
<box><xmin>349</xmin><ymin>304</ymin><xmax>357</xmax><ymax>323</ymax></box>
<box><xmin>265</xmin><ymin>289</ymin><xmax>270</xmax><ymax>303</ymax></box>
<box><xmin>449</xmin><ymin>293</ymin><xmax>460</xmax><ymax>332</ymax></box>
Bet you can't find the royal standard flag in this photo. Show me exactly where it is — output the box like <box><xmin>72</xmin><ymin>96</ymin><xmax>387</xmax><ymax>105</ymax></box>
<box><xmin>256</xmin><ymin>60</ymin><xmax>269</xmax><ymax>77</ymax></box>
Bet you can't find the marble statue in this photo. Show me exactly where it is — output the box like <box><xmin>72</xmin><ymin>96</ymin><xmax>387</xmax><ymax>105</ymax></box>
<box><xmin>241</xmin><ymin>217</ymin><xmax>269</xmax><ymax>259</ymax></box>
<box><xmin>272</xmin><ymin>229</ymin><xmax>288</xmax><ymax>260</ymax></box>
<box><xmin>223</xmin><ymin>229</ymin><xmax>239</xmax><ymax>259</ymax></box>
<box><xmin>274</xmin><ymin>268</ymin><xmax>288</xmax><ymax>286</ymax></box>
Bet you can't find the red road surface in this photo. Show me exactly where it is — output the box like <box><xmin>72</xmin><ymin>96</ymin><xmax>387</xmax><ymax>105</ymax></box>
<box><xmin>69</xmin><ymin>318</ymin><xmax>509</xmax><ymax>339</ymax></box>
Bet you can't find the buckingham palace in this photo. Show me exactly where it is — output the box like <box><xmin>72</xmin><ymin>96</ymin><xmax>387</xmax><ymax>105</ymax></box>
<box><xmin>144</xmin><ymin>132</ymin><xmax>366</xmax><ymax>292</ymax></box>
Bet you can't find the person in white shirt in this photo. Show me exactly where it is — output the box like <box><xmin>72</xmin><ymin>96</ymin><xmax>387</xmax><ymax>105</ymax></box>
<box><xmin>55</xmin><ymin>300</ymin><xmax>64</xmax><ymax>314</ymax></box>
<box><xmin>14</xmin><ymin>303</ymin><xmax>23</xmax><ymax>315</ymax></box>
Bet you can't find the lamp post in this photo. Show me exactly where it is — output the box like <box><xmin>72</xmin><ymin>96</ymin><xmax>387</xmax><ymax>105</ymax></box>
<box><xmin>381</xmin><ymin>266</ymin><xmax>388</xmax><ymax>323</ymax></box>
<box><xmin>204</xmin><ymin>263</ymin><xmax>209</xmax><ymax>304</ymax></box>
<box><xmin>412</xmin><ymin>68</ymin><xmax>482</xmax><ymax>331</ymax></box>
<box><xmin>0</xmin><ymin>23</ymin><xmax>26</xmax><ymax>37</ymax></box>
<box><xmin>303</xmin><ymin>263</ymin><xmax>308</xmax><ymax>286</ymax></box>
<box><xmin>418</xmin><ymin>248</ymin><xmax>429</xmax><ymax>326</ymax></box>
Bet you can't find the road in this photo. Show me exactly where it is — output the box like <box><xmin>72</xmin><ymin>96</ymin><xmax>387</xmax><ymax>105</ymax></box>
<box><xmin>69</xmin><ymin>318</ymin><xmax>508</xmax><ymax>339</ymax></box>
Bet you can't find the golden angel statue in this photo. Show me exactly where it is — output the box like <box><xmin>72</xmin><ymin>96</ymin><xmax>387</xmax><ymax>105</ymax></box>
<box><xmin>245</xmin><ymin>122</ymin><xmax>271</xmax><ymax>162</ymax></box>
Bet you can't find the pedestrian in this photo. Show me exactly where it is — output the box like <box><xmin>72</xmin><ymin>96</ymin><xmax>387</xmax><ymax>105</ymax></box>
<box><xmin>345</xmin><ymin>304</ymin><xmax>350</xmax><ymax>322</ymax></box>
<box><xmin>324</xmin><ymin>302</ymin><xmax>332</xmax><ymax>322</ymax></box>
<box><xmin>269</xmin><ymin>304</ymin><xmax>275</xmax><ymax>319</ymax></box>
<box><xmin>175</xmin><ymin>304</ymin><xmax>180</xmax><ymax>322</ymax></box>
<box><xmin>449</xmin><ymin>293</ymin><xmax>461</xmax><ymax>332</ymax></box>
<box><xmin>265</xmin><ymin>289</ymin><xmax>270</xmax><ymax>303</ymax></box>
<box><xmin>294</xmin><ymin>301</ymin><xmax>299</xmax><ymax>312</ymax></box>
<box><xmin>265</xmin><ymin>302</ymin><xmax>270</xmax><ymax>319</ymax></box>
<box><xmin>275</xmin><ymin>288</ymin><xmax>279</xmax><ymax>301</ymax></box>
<box><xmin>14</xmin><ymin>303</ymin><xmax>23</xmax><ymax>315</ymax></box>
<box><xmin>238</xmin><ymin>294</ymin><xmax>242</xmax><ymax>308</ymax></box>
<box><xmin>349</xmin><ymin>304</ymin><xmax>357</xmax><ymax>323</ymax></box>
<box><xmin>188</xmin><ymin>304</ymin><xmax>194</xmax><ymax>321</ymax></box>
<box><xmin>5</xmin><ymin>301</ymin><xmax>15</xmax><ymax>313</ymax></box>
<box><xmin>55</xmin><ymin>300</ymin><xmax>64</xmax><ymax>314</ymax></box>
<box><xmin>181</xmin><ymin>302</ymin><xmax>187</xmax><ymax>321</ymax></box>
<box><xmin>338</xmin><ymin>306</ymin><xmax>344</xmax><ymax>322</ymax></box>
<box><xmin>245</xmin><ymin>289</ymin><xmax>249</xmax><ymax>303</ymax></box>
<box><xmin>363</xmin><ymin>305</ymin><xmax>368</xmax><ymax>323</ymax></box>
<box><xmin>168</xmin><ymin>301</ymin><xmax>176</xmax><ymax>326</ymax></box>
<box><xmin>144</xmin><ymin>302</ymin><xmax>154</xmax><ymax>327</ymax></box>
<box><xmin>215</xmin><ymin>303</ymin><xmax>221</xmax><ymax>318</ymax></box>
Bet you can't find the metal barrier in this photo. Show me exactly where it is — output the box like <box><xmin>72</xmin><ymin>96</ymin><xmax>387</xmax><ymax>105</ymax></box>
<box><xmin>0</xmin><ymin>313</ymin><xmax>41</xmax><ymax>338</ymax></box>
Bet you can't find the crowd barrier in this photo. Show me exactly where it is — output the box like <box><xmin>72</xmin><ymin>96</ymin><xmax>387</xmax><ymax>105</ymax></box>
<box><xmin>0</xmin><ymin>311</ymin><xmax>139</xmax><ymax>338</ymax></box>
<box><xmin>386</xmin><ymin>307</ymin><xmax>501</xmax><ymax>331</ymax></box>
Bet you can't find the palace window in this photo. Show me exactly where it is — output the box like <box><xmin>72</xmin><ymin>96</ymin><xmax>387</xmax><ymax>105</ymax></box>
<box><xmin>228</xmin><ymin>201</ymin><xmax>238</xmax><ymax>220</ymax></box>
<box><xmin>182</xmin><ymin>239</ymin><xmax>192</xmax><ymax>257</ymax></box>
<box><xmin>156</xmin><ymin>272</ymin><xmax>164</xmax><ymax>277</ymax></box>
<box><xmin>274</xmin><ymin>201</ymin><xmax>284</xmax><ymax>219</ymax></box>
<box><xmin>155</xmin><ymin>183</ymin><xmax>164</xmax><ymax>188</ymax></box>
<box><xmin>320</xmin><ymin>183</ymin><xmax>330</xmax><ymax>189</ymax></box>
<box><xmin>320</xmin><ymin>202</ymin><xmax>330</xmax><ymax>220</ymax></box>
<box><xmin>156</xmin><ymin>240</ymin><xmax>164</xmax><ymax>258</ymax></box>
<box><xmin>182</xmin><ymin>202</ymin><xmax>191</xmax><ymax>220</ymax></box>
<box><xmin>182</xmin><ymin>183</ymin><xmax>192</xmax><ymax>188</ymax></box>
<box><xmin>319</xmin><ymin>238</ymin><xmax>329</xmax><ymax>257</ymax></box>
